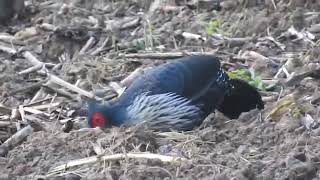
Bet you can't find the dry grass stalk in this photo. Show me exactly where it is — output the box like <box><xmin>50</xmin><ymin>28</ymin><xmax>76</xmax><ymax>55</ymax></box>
<box><xmin>0</xmin><ymin>105</ymin><xmax>12</xmax><ymax>114</ymax></box>
<box><xmin>0</xmin><ymin>125</ymin><xmax>34</xmax><ymax>157</ymax></box>
<box><xmin>0</xmin><ymin>47</ymin><xmax>103</xmax><ymax>101</ymax></box>
<box><xmin>120</xmin><ymin>52</ymin><xmax>217</xmax><ymax>59</ymax></box>
<box><xmin>48</xmin><ymin>152</ymin><xmax>187</xmax><ymax>176</ymax></box>
<box><xmin>120</xmin><ymin>67</ymin><xmax>145</xmax><ymax>87</ymax></box>
<box><xmin>108</xmin><ymin>82</ymin><xmax>126</xmax><ymax>96</ymax></box>
<box><xmin>90</xmin><ymin>37</ymin><xmax>110</xmax><ymax>56</ymax></box>
<box><xmin>26</xmin><ymin>102</ymin><xmax>61</xmax><ymax>110</ymax></box>
<box><xmin>181</xmin><ymin>32</ymin><xmax>206</xmax><ymax>41</ymax></box>
<box><xmin>48</xmin><ymin>74</ymin><xmax>102</xmax><ymax>101</ymax></box>
<box><xmin>79</xmin><ymin>36</ymin><xmax>96</xmax><ymax>54</ymax></box>
<box><xmin>23</xmin><ymin>107</ymin><xmax>50</xmax><ymax>117</ymax></box>
<box><xmin>0</xmin><ymin>121</ymin><xmax>12</xmax><ymax>127</ymax></box>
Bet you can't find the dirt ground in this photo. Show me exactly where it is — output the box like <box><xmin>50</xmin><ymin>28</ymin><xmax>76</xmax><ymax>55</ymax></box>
<box><xmin>1</xmin><ymin>0</ymin><xmax>320</xmax><ymax>179</ymax></box>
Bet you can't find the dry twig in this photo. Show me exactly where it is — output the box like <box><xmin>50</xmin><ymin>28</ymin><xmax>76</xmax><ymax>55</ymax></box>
<box><xmin>0</xmin><ymin>125</ymin><xmax>34</xmax><ymax>157</ymax></box>
<box><xmin>48</xmin><ymin>152</ymin><xmax>187</xmax><ymax>176</ymax></box>
<box><xmin>285</xmin><ymin>67</ymin><xmax>320</xmax><ymax>86</ymax></box>
<box><xmin>120</xmin><ymin>52</ymin><xmax>217</xmax><ymax>59</ymax></box>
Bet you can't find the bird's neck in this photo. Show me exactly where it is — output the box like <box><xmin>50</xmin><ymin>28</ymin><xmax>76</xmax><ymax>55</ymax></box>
<box><xmin>108</xmin><ymin>103</ymin><xmax>129</xmax><ymax>126</ymax></box>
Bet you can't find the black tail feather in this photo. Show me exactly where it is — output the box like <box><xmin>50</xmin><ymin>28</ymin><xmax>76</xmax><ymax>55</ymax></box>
<box><xmin>217</xmin><ymin>79</ymin><xmax>264</xmax><ymax>119</ymax></box>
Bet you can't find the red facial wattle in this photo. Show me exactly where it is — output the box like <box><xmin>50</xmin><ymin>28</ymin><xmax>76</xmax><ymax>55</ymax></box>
<box><xmin>91</xmin><ymin>112</ymin><xmax>107</xmax><ymax>128</ymax></box>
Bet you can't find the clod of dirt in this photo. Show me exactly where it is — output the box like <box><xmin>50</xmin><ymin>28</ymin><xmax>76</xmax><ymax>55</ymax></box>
<box><xmin>0</xmin><ymin>0</ymin><xmax>25</xmax><ymax>24</ymax></box>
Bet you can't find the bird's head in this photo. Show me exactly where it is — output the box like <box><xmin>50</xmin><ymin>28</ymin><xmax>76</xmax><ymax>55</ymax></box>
<box><xmin>87</xmin><ymin>101</ymin><xmax>112</xmax><ymax>128</ymax></box>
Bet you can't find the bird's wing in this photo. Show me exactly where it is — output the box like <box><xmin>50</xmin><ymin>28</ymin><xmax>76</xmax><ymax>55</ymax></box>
<box><xmin>173</xmin><ymin>55</ymin><xmax>223</xmax><ymax>99</ymax></box>
<box><xmin>117</xmin><ymin>55</ymin><xmax>225</xmax><ymax>107</ymax></box>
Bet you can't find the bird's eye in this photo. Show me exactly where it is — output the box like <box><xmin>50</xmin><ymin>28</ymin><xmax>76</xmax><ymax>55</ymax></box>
<box><xmin>92</xmin><ymin>112</ymin><xmax>107</xmax><ymax>128</ymax></box>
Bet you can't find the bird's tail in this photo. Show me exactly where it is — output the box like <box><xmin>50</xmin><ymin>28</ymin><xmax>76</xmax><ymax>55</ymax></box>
<box><xmin>217</xmin><ymin>79</ymin><xmax>264</xmax><ymax>119</ymax></box>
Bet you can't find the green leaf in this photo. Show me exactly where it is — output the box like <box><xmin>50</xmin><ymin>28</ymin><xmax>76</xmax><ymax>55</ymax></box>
<box><xmin>227</xmin><ymin>69</ymin><xmax>266</xmax><ymax>90</ymax></box>
<box><xmin>206</xmin><ymin>19</ymin><xmax>221</xmax><ymax>35</ymax></box>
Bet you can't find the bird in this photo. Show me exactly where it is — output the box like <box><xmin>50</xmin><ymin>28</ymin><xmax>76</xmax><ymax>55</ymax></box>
<box><xmin>87</xmin><ymin>55</ymin><xmax>264</xmax><ymax>131</ymax></box>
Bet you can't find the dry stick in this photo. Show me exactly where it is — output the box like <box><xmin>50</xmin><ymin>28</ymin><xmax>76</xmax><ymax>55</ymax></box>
<box><xmin>103</xmin><ymin>93</ymin><xmax>118</xmax><ymax>101</ymax></box>
<box><xmin>271</xmin><ymin>0</ymin><xmax>277</xmax><ymax>9</ymax></box>
<box><xmin>0</xmin><ymin>121</ymin><xmax>12</xmax><ymax>127</ymax></box>
<box><xmin>18</xmin><ymin>63</ymin><xmax>43</xmax><ymax>75</ymax></box>
<box><xmin>8</xmin><ymin>79</ymin><xmax>47</xmax><ymax>96</ymax></box>
<box><xmin>74</xmin><ymin>79</ymin><xmax>81</xmax><ymax>87</ymax></box>
<box><xmin>0</xmin><ymin>115</ymin><xmax>10</xmax><ymax>121</ymax></box>
<box><xmin>263</xmin><ymin>36</ymin><xmax>284</xmax><ymax>50</ymax></box>
<box><xmin>44</xmin><ymin>63</ymin><xmax>57</xmax><ymax>68</ymax></box>
<box><xmin>286</xmin><ymin>67</ymin><xmax>320</xmax><ymax>86</ymax></box>
<box><xmin>0</xmin><ymin>34</ymin><xmax>14</xmax><ymax>41</ymax></box>
<box><xmin>22</xmin><ymin>51</ymin><xmax>44</xmax><ymax>66</ymax></box>
<box><xmin>30</xmin><ymin>97</ymin><xmax>59</xmax><ymax>111</ymax></box>
<box><xmin>91</xmin><ymin>36</ymin><xmax>110</xmax><ymax>56</ymax></box>
<box><xmin>0</xmin><ymin>125</ymin><xmax>34</xmax><ymax>157</ymax></box>
<box><xmin>120</xmin><ymin>67</ymin><xmax>144</xmax><ymax>87</ymax></box>
<box><xmin>157</xmin><ymin>131</ymin><xmax>197</xmax><ymax>141</ymax></box>
<box><xmin>48</xmin><ymin>152</ymin><xmax>187</xmax><ymax>176</ymax></box>
<box><xmin>43</xmin><ymin>84</ymin><xmax>77</xmax><ymax>100</ymax></box>
<box><xmin>241</xmin><ymin>50</ymin><xmax>268</xmax><ymax>62</ymax></box>
<box><xmin>26</xmin><ymin>96</ymin><xmax>53</xmax><ymax>107</ymax></box>
<box><xmin>282</xmin><ymin>66</ymin><xmax>291</xmax><ymax>78</ymax></box>
<box><xmin>52</xmin><ymin>63</ymin><xmax>62</xmax><ymax>72</ymax></box>
<box><xmin>119</xmin><ymin>52</ymin><xmax>217</xmax><ymax>59</ymax></box>
<box><xmin>23</xmin><ymin>107</ymin><xmax>51</xmax><ymax>117</ymax></box>
<box><xmin>79</xmin><ymin>36</ymin><xmax>96</xmax><ymax>55</ymax></box>
<box><xmin>311</xmin><ymin>94</ymin><xmax>320</xmax><ymax>104</ymax></box>
<box><xmin>48</xmin><ymin>94</ymin><xmax>58</xmax><ymax>114</ymax></box>
<box><xmin>274</xmin><ymin>62</ymin><xmax>292</xmax><ymax>79</ymax></box>
<box><xmin>59</xmin><ymin>118</ymin><xmax>73</xmax><ymax>124</ymax></box>
<box><xmin>274</xmin><ymin>65</ymin><xmax>285</xmax><ymax>79</ymax></box>
<box><xmin>105</xmin><ymin>17</ymin><xmax>140</xmax><ymax>31</ymax></box>
<box><xmin>18</xmin><ymin>105</ymin><xmax>26</xmax><ymax>122</ymax></box>
<box><xmin>108</xmin><ymin>82</ymin><xmax>126</xmax><ymax>96</ymax></box>
<box><xmin>223</xmin><ymin>37</ymin><xmax>253</xmax><ymax>48</ymax></box>
<box><xmin>19</xmin><ymin>50</ymin><xmax>103</xmax><ymax>101</ymax></box>
<box><xmin>0</xmin><ymin>47</ymin><xmax>103</xmax><ymax>155</ymax></box>
<box><xmin>10</xmin><ymin>108</ymin><xmax>19</xmax><ymax>120</ymax></box>
<box><xmin>0</xmin><ymin>45</ymin><xmax>17</xmax><ymax>54</ymax></box>
<box><xmin>30</xmin><ymin>87</ymin><xmax>47</xmax><ymax>103</ymax></box>
<box><xmin>53</xmin><ymin>78</ymin><xmax>96</xmax><ymax>99</ymax></box>
<box><xmin>48</xmin><ymin>74</ymin><xmax>101</xmax><ymax>100</ymax></box>
<box><xmin>121</xmin><ymin>17</ymin><xmax>141</xmax><ymax>30</ymax></box>
<box><xmin>0</xmin><ymin>105</ymin><xmax>12</xmax><ymax>114</ymax></box>
<box><xmin>15</xmin><ymin>122</ymin><xmax>22</xmax><ymax>131</ymax></box>
<box><xmin>181</xmin><ymin>32</ymin><xmax>206</xmax><ymax>41</ymax></box>
<box><xmin>38</xmin><ymin>23</ymin><xmax>57</xmax><ymax>31</ymax></box>
<box><xmin>109</xmin><ymin>67</ymin><xmax>153</xmax><ymax>96</ymax></box>
<box><xmin>27</xmin><ymin>102</ymin><xmax>61</xmax><ymax>110</ymax></box>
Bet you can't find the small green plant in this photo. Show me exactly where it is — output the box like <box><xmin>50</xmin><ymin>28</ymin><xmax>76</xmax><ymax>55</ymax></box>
<box><xmin>227</xmin><ymin>68</ymin><xmax>266</xmax><ymax>90</ymax></box>
<box><xmin>206</xmin><ymin>19</ymin><xmax>221</xmax><ymax>35</ymax></box>
<box><xmin>132</xmin><ymin>39</ymin><xmax>146</xmax><ymax>51</ymax></box>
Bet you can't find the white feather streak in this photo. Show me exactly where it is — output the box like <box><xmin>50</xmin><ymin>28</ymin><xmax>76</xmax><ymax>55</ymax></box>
<box><xmin>126</xmin><ymin>92</ymin><xmax>201</xmax><ymax>129</ymax></box>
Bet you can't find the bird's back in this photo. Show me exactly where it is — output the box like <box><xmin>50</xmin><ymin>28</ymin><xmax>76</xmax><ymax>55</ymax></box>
<box><xmin>117</xmin><ymin>55</ymin><xmax>225</xmax><ymax>107</ymax></box>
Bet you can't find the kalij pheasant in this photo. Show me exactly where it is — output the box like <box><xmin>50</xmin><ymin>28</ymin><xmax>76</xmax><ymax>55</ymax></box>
<box><xmin>88</xmin><ymin>55</ymin><xmax>264</xmax><ymax>131</ymax></box>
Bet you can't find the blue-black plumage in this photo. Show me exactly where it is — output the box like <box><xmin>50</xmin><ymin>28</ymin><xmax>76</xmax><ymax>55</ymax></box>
<box><xmin>88</xmin><ymin>55</ymin><xmax>264</xmax><ymax>131</ymax></box>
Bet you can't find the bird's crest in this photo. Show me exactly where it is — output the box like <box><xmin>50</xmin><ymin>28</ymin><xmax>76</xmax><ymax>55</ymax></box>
<box><xmin>126</xmin><ymin>92</ymin><xmax>202</xmax><ymax>130</ymax></box>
